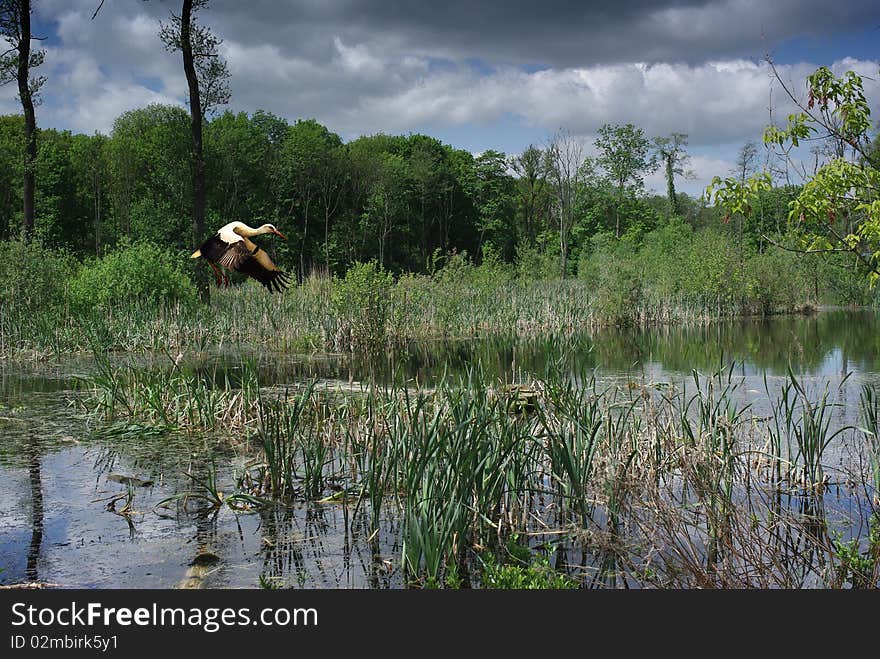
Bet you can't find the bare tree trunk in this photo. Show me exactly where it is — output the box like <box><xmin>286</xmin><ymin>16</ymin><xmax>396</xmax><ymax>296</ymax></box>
<box><xmin>665</xmin><ymin>155</ymin><xmax>678</xmax><ymax>216</ymax></box>
<box><xmin>181</xmin><ymin>0</ymin><xmax>208</xmax><ymax>301</ymax></box>
<box><xmin>17</xmin><ymin>0</ymin><xmax>35</xmax><ymax>240</ymax></box>
<box><xmin>94</xmin><ymin>170</ymin><xmax>101</xmax><ymax>256</ymax></box>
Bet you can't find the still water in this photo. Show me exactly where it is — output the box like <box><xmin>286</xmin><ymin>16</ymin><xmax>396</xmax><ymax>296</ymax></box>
<box><xmin>1</xmin><ymin>309</ymin><xmax>877</xmax><ymax>588</ymax></box>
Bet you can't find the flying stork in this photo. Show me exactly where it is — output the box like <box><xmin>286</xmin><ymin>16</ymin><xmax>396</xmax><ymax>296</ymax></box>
<box><xmin>190</xmin><ymin>221</ymin><xmax>291</xmax><ymax>293</ymax></box>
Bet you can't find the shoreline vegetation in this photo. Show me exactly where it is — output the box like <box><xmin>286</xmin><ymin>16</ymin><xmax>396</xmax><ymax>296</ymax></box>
<box><xmin>1</xmin><ymin>228</ymin><xmax>869</xmax><ymax>361</ymax></box>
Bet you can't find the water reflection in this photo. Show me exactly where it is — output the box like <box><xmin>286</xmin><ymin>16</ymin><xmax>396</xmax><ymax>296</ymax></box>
<box><xmin>26</xmin><ymin>431</ymin><xmax>43</xmax><ymax>582</ymax></box>
<box><xmin>2</xmin><ymin>309</ymin><xmax>879</xmax><ymax>588</ymax></box>
<box><xmin>168</xmin><ymin>309</ymin><xmax>880</xmax><ymax>390</ymax></box>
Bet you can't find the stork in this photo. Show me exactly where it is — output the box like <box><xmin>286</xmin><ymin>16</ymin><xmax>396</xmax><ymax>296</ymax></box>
<box><xmin>190</xmin><ymin>222</ymin><xmax>291</xmax><ymax>293</ymax></box>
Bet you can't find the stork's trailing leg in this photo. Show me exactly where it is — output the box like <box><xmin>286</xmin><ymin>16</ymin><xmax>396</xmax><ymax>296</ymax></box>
<box><xmin>208</xmin><ymin>261</ymin><xmax>223</xmax><ymax>287</ymax></box>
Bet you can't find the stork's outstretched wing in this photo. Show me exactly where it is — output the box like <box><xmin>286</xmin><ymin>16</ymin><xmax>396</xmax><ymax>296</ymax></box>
<box><xmin>221</xmin><ymin>242</ymin><xmax>291</xmax><ymax>293</ymax></box>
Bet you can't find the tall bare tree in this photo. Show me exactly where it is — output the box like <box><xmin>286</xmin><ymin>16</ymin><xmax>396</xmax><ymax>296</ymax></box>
<box><xmin>544</xmin><ymin>130</ymin><xmax>585</xmax><ymax>277</ymax></box>
<box><xmin>0</xmin><ymin>0</ymin><xmax>45</xmax><ymax>241</ymax></box>
<box><xmin>159</xmin><ymin>0</ymin><xmax>230</xmax><ymax>299</ymax></box>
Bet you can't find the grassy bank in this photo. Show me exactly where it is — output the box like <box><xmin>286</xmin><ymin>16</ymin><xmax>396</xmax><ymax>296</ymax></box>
<box><xmin>5</xmin><ymin>232</ymin><xmax>863</xmax><ymax>360</ymax></box>
<box><xmin>80</xmin><ymin>357</ymin><xmax>880</xmax><ymax>588</ymax></box>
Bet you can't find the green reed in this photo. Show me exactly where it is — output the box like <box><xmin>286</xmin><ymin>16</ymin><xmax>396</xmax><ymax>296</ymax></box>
<box><xmin>858</xmin><ymin>384</ymin><xmax>880</xmax><ymax>505</ymax></box>
<box><xmin>767</xmin><ymin>369</ymin><xmax>849</xmax><ymax>491</ymax></box>
<box><xmin>77</xmin><ymin>347</ymin><xmax>879</xmax><ymax>588</ymax></box>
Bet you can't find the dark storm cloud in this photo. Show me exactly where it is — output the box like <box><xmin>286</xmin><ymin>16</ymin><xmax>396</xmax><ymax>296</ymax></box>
<box><xmin>204</xmin><ymin>0</ymin><xmax>880</xmax><ymax>67</ymax></box>
<box><xmin>4</xmin><ymin>0</ymin><xmax>875</xmax><ymax>195</ymax></box>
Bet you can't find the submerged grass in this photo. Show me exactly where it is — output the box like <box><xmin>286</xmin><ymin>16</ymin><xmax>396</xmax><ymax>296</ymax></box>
<box><xmin>79</xmin><ymin>354</ymin><xmax>879</xmax><ymax>588</ymax></box>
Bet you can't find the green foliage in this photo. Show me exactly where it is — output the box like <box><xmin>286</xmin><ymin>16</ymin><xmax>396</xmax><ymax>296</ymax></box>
<box><xmin>480</xmin><ymin>551</ymin><xmax>579</xmax><ymax>590</ymax></box>
<box><xmin>704</xmin><ymin>171</ymin><xmax>773</xmax><ymax>220</ymax></box>
<box><xmin>594</xmin><ymin>123</ymin><xmax>657</xmax><ymax>192</ymax></box>
<box><xmin>0</xmin><ymin>114</ymin><xmax>24</xmax><ymax>239</ymax></box>
<box><xmin>711</xmin><ymin>63</ymin><xmax>880</xmax><ymax>287</ymax></box>
<box><xmin>0</xmin><ymin>239</ymin><xmax>76</xmax><ymax>312</ymax></box>
<box><xmin>578</xmin><ymin>221</ymin><xmax>823</xmax><ymax>323</ymax></box>
<box><xmin>329</xmin><ymin>260</ymin><xmax>394</xmax><ymax>351</ymax></box>
<box><xmin>742</xmin><ymin>249</ymin><xmax>806</xmax><ymax>314</ymax></box>
<box><xmin>832</xmin><ymin>532</ymin><xmax>877</xmax><ymax>589</ymax></box>
<box><xmin>67</xmin><ymin>241</ymin><xmax>197</xmax><ymax>311</ymax></box>
<box><xmin>514</xmin><ymin>237</ymin><xmax>559</xmax><ymax>280</ymax></box>
<box><xmin>582</xmin><ymin>232</ymin><xmax>643</xmax><ymax>325</ymax></box>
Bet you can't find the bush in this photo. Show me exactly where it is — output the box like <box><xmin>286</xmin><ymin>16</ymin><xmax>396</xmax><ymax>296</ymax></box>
<box><xmin>580</xmin><ymin>232</ymin><xmax>644</xmax><ymax>325</ymax></box>
<box><xmin>743</xmin><ymin>248</ymin><xmax>806</xmax><ymax>314</ymax></box>
<box><xmin>329</xmin><ymin>260</ymin><xmax>394</xmax><ymax>351</ymax></box>
<box><xmin>67</xmin><ymin>240</ymin><xmax>197</xmax><ymax>311</ymax></box>
<box><xmin>0</xmin><ymin>239</ymin><xmax>77</xmax><ymax>313</ymax></box>
<box><xmin>514</xmin><ymin>238</ymin><xmax>560</xmax><ymax>281</ymax></box>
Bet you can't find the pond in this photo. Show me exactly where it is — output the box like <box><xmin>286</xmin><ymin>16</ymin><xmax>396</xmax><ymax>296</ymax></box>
<box><xmin>2</xmin><ymin>308</ymin><xmax>879</xmax><ymax>588</ymax></box>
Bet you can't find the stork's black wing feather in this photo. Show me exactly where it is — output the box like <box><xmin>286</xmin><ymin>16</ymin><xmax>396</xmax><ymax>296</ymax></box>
<box><xmin>200</xmin><ymin>235</ymin><xmax>291</xmax><ymax>293</ymax></box>
<box><xmin>216</xmin><ymin>241</ymin><xmax>254</xmax><ymax>271</ymax></box>
<box><xmin>198</xmin><ymin>233</ymin><xmax>229</xmax><ymax>262</ymax></box>
<box><xmin>237</xmin><ymin>255</ymin><xmax>291</xmax><ymax>293</ymax></box>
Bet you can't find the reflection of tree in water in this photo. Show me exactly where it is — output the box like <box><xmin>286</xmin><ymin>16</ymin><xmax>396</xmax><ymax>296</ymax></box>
<box><xmin>586</xmin><ymin>310</ymin><xmax>880</xmax><ymax>376</ymax></box>
<box><xmin>26</xmin><ymin>431</ymin><xmax>43</xmax><ymax>582</ymax></box>
<box><xmin>258</xmin><ymin>504</ymin><xmax>398</xmax><ymax>588</ymax></box>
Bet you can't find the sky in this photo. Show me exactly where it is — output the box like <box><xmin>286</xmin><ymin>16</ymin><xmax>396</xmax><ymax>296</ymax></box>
<box><xmin>2</xmin><ymin>0</ymin><xmax>879</xmax><ymax>196</ymax></box>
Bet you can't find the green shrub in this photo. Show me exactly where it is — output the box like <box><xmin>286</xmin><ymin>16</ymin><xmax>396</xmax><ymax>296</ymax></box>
<box><xmin>329</xmin><ymin>260</ymin><xmax>394</xmax><ymax>351</ymax></box>
<box><xmin>514</xmin><ymin>238</ymin><xmax>560</xmax><ymax>280</ymax></box>
<box><xmin>581</xmin><ymin>233</ymin><xmax>644</xmax><ymax>325</ymax></box>
<box><xmin>0</xmin><ymin>239</ymin><xmax>76</xmax><ymax>313</ymax></box>
<box><xmin>683</xmin><ymin>228</ymin><xmax>742</xmax><ymax>304</ymax></box>
<box><xmin>67</xmin><ymin>240</ymin><xmax>197</xmax><ymax>311</ymax></box>
<box><xmin>480</xmin><ymin>552</ymin><xmax>579</xmax><ymax>590</ymax></box>
<box><xmin>743</xmin><ymin>248</ymin><xmax>805</xmax><ymax>314</ymax></box>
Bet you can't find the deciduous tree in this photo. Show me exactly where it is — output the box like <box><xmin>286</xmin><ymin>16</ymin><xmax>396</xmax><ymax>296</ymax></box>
<box><xmin>595</xmin><ymin>123</ymin><xmax>657</xmax><ymax>238</ymax></box>
<box><xmin>652</xmin><ymin>132</ymin><xmax>693</xmax><ymax>217</ymax></box>
<box><xmin>0</xmin><ymin>0</ymin><xmax>44</xmax><ymax>240</ymax></box>
<box><xmin>159</xmin><ymin>0</ymin><xmax>230</xmax><ymax>298</ymax></box>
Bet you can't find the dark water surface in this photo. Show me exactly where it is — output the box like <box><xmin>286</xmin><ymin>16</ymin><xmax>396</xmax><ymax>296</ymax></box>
<box><xmin>2</xmin><ymin>309</ymin><xmax>878</xmax><ymax>588</ymax></box>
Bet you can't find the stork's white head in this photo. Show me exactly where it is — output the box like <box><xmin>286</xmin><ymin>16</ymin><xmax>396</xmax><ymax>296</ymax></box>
<box><xmin>260</xmin><ymin>224</ymin><xmax>287</xmax><ymax>240</ymax></box>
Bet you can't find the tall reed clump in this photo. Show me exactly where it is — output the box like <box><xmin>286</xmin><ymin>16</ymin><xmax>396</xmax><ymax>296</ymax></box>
<box><xmin>82</xmin><ymin>352</ymin><xmax>263</xmax><ymax>434</ymax></box>
<box><xmin>675</xmin><ymin>366</ymin><xmax>750</xmax><ymax>575</ymax></box>
<box><xmin>859</xmin><ymin>384</ymin><xmax>880</xmax><ymax>507</ymax></box>
<box><xmin>249</xmin><ymin>382</ymin><xmax>328</xmax><ymax>500</ymax></box>
<box><xmin>538</xmin><ymin>378</ymin><xmax>603</xmax><ymax>529</ymax></box>
<box><xmin>766</xmin><ymin>369</ymin><xmax>848</xmax><ymax>492</ymax></box>
<box><xmin>237</xmin><ymin>381</ymin><xmax>372</xmax><ymax>506</ymax></box>
<box><xmin>360</xmin><ymin>371</ymin><xmax>539</xmax><ymax>587</ymax></box>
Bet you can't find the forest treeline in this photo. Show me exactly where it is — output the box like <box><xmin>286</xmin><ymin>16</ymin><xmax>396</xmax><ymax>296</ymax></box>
<box><xmin>2</xmin><ymin>105</ymin><xmax>876</xmax><ymax>313</ymax></box>
<box><xmin>1</xmin><ymin>105</ymin><xmax>872</xmax><ymax>298</ymax></box>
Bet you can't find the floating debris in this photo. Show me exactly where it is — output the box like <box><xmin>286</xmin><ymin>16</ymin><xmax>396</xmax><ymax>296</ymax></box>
<box><xmin>107</xmin><ymin>473</ymin><xmax>154</xmax><ymax>488</ymax></box>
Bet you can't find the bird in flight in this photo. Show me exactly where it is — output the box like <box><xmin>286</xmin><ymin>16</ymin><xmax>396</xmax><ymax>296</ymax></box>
<box><xmin>191</xmin><ymin>221</ymin><xmax>292</xmax><ymax>292</ymax></box>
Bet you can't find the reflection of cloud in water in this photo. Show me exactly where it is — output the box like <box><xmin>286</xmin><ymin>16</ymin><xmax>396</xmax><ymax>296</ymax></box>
<box><xmin>1</xmin><ymin>309</ymin><xmax>878</xmax><ymax>587</ymax></box>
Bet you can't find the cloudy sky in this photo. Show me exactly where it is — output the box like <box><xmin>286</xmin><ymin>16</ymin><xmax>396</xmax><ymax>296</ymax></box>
<box><xmin>2</xmin><ymin>0</ymin><xmax>879</xmax><ymax>195</ymax></box>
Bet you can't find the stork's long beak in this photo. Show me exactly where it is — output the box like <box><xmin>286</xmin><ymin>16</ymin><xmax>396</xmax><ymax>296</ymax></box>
<box><xmin>273</xmin><ymin>229</ymin><xmax>287</xmax><ymax>240</ymax></box>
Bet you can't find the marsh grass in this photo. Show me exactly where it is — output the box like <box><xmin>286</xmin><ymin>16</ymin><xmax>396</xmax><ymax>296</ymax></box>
<box><xmin>81</xmin><ymin>351</ymin><xmax>263</xmax><ymax>434</ymax></box>
<box><xmin>7</xmin><ymin>263</ymin><xmax>777</xmax><ymax>362</ymax></box>
<box><xmin>766</xmin><ymin>369</ymin><xmax>851</xmax><ymax>492</ymax></box>
<box><xmin>859</xmin><ymin>384</ymin><xmax>880</xmax><ymax>506</ymax></box>
<box><xmin>80</xmin><ymin>352</ymin><xmax>879</xmax><ymax>588</ymax></box>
